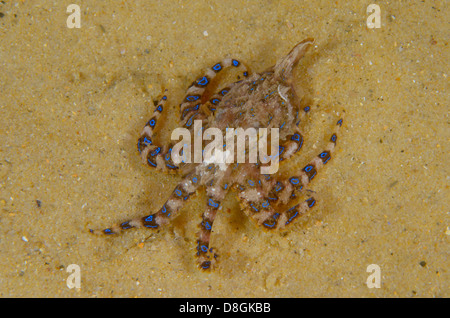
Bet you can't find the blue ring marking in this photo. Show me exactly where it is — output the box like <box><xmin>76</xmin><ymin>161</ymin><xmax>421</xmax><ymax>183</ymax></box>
<box><xmin>197</xmin><ymin>76</ymin><xmax>209</xmax><ymax>86</ymax></box>
<box><xmin>120</xmin><ymin>221</ymin><xmax>132</xmax><ymax>230</ymax></box>
<box><xmin>212</xmin><ymin>63</ymin><xmax>222</xmax><ymax>71</ymax></box>
<box><xmin>264</xmin><ymin>221</ymin><xmax>276</xmax><ymax>228</ymax></box>
<box><xmin>192</xmin><ymin>177</ymin><xmax>198</xmax><ymax>183</ymax></box>
<box><xmin>291</xmin><ymin>133</ymin><xmax>301</xmax><ymax>141</ymax></box>
<box><xmin>156</xmin><ymin>105</ymin><xmax>163</xmax><ymax>112</ymax></box>
<box><xmin>232</xmin><ymin>59</ymin><xmax>240</xmax><ymax>66</ymax></box>
<box><xmin>303</xmin><ymin>165</ymin><xmax>316</xmax><ymax>179</ymax></box>
<box><xmin>331</xmin><ymin>134</ymin><xmax>337</xmax><ymax>142</ymax></box>
<box><xmin>162</xmin><ymin>96</ymin><xmax>167</xmax><ymax>100</ymax></box>
<box><xmin>182</xmin><ymin>107</ymin><xmax>192</xmax><ymax>119</ymax></box>
<box><xmin>144</xmin><ymin>215</ymin><xmax>158</xmax><ymax>228</ymax></box>
<box><xmin>174</xmin><ymin>189</ymin><xmax>182</xmax><ymax>196</ymax></box>
<box><xmin>208</xmin><ymin>198</ymin><xmax>219</xmax><ymax>208</ymax></box>
<box><xmin>148</xmin><ymin>119</ymin><xmax>156</xmax><ymax>127</ymax></box>
<box><xmin>275</xmin><ymin>182</ymin><xmax>283</xmax><ymax>192</ymax></box>
<box><xmin>262</xmin><ymin>200</ymin><xmax>269</xmax><ymax>208</ymax></box>
<box><xmin>150</xmin><ymin>147</ymin><xmax>161</xmax><ymax>156</ymax></box>
<box><xmin>165</xmin><ymin>148</ymin><xmax>172</xmax><ymax>161</ymax></box>
<box><xmin>161</xmin><ymin>204</ymin><xmax>167</xmax><ymax>214</ymax></box>
<box><xmin>186</xmin><ymin>95</ymin><xmax>200</xmax><ymax>102</ymax></box>
<box><xmin>203</xmin><ymin>221</ymin><xmax>212</xmax><ymax>230</ymax></box>
<box><xmin>220</xmin><ymin>89</ymin><xmax>228</xmax><ymax>96</ymax></box>
<box><xmin>200</xmin><ymin>244</ymin><xmax>208</xmax><ymax>253</ymax></box>
<box><xmin>104</xmin><ymin>228</ymin><xmax>113</xmax><ymax>234</ymax></box>
<box><xmin>319</xmin><ymin>151</ymin><xmax>330</xmax><ymax>164</ymax></box>
<box><xmin>250</xmin><ymin>204</ymin><xmax>259</xmax><ymax>212</ymax></box>
<box><xmin>144</xmin><ymin>136</ymin><xmax>152</xmax><ymax>144</ymax></box>
<box><xmin>286</xmin><ymin>211</ymin><xmax>299</xmax><ymax>224</ymax></box>
<box><xmin>211</xmin><ymin>98</ymin><xmax>220</xmax><ymax>105</ymax></box>
<box><xmin>263</xmin><ymin>214</ymin><xmax>278</xmax><ymax>228</ymax></box>
<box><xmin>289</xmin><ymin>177</ymin><xmax>300</xmax><ymax>185</ymax></box>
<box><xmin>201</xmin><ymin>261</ymin><xmax>211</xmax><ymax>269</ymax></box>
<box><xmin>296</xmin><ymin>138</ymin><xmax>304</xmax><ymax>151</ymax></box>
<box><xmin>307</xmin><ymin>198</ymin><xmax>316</xmax><ymax>208</ymax></box>
<box><xmin>185</xmin><ymin>112</ymin><xmax>198</xmax><ymax>127</ymax></box>
<box><xmin>304</xmin><ymin>106</ymin><xmax>310</xmax><ymax>112</ymax></box>
<box><xmin>147</xmin><ymin>158</ymin><xmax>157</xmax><ymax>167</ymax></box>
<box><xmin>248</xmin><ymin>180</ymin><xmax>255</xmax><ymax>186</ymax></box>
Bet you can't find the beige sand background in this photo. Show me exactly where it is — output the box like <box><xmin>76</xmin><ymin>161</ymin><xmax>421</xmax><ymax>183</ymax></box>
<box><xmin>0</xmin><ymin>0</ymin><xmax>448</xmax><ymax>297</ymax></box>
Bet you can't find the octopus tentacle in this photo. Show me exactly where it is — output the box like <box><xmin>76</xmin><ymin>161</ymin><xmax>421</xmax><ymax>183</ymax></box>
<box><xmin>180</xmin><ymin>58</ymin><xmax>249</xmax><ymax>121</ymax></box>
<box><xmin>137</xmin><ymin>91</ymin><xmax>182</xmax><ymax>172</ymax></box>
<box><xmin>273</xmin><ymin>117</ymin><xmax>343</xmax><ymax>203</ymax></box>
<box><xmin>278</xmin><ymin>126</ymin><xmax>304</xmax><ymax>162</ymax></box>
<box><xmin>196</xmin><ymin>195</ymin><xmax>222</xmax><ymax>270</ymax></box>
<box><xmin>89</xmin><ymin>172</ymin><xmax>201</xmax><ymax>235</ymax></box>
<box><xmin>238</xmin><ymin>117</ymin><xmax>343</xmax><ymax>228</ymax></box>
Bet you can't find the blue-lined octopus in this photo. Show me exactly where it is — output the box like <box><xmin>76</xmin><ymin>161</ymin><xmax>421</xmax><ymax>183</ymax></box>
<box><xmin>91</xmin><ymin>38</ymin><xmax>344</xmax><ymax>270</ymax></box>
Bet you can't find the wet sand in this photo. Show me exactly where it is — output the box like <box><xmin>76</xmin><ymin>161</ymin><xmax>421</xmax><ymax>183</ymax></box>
<box><xmin>0</xmin><ymin>0</ymin><xmax>448</xmax><ymax>297</ymax></box>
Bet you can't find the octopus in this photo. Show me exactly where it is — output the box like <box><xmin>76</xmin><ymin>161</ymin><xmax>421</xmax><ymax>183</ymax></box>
<box><xmin>90</xmin><ymin>38</ymin><xmax>344</xmax><ymax>270</ymax></box>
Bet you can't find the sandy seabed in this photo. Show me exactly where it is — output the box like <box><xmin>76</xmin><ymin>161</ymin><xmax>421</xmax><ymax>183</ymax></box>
<box><xmin>0</xmin><ymin>1</ymin><xmax>448</xmax><ymax>297</ymax></box>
